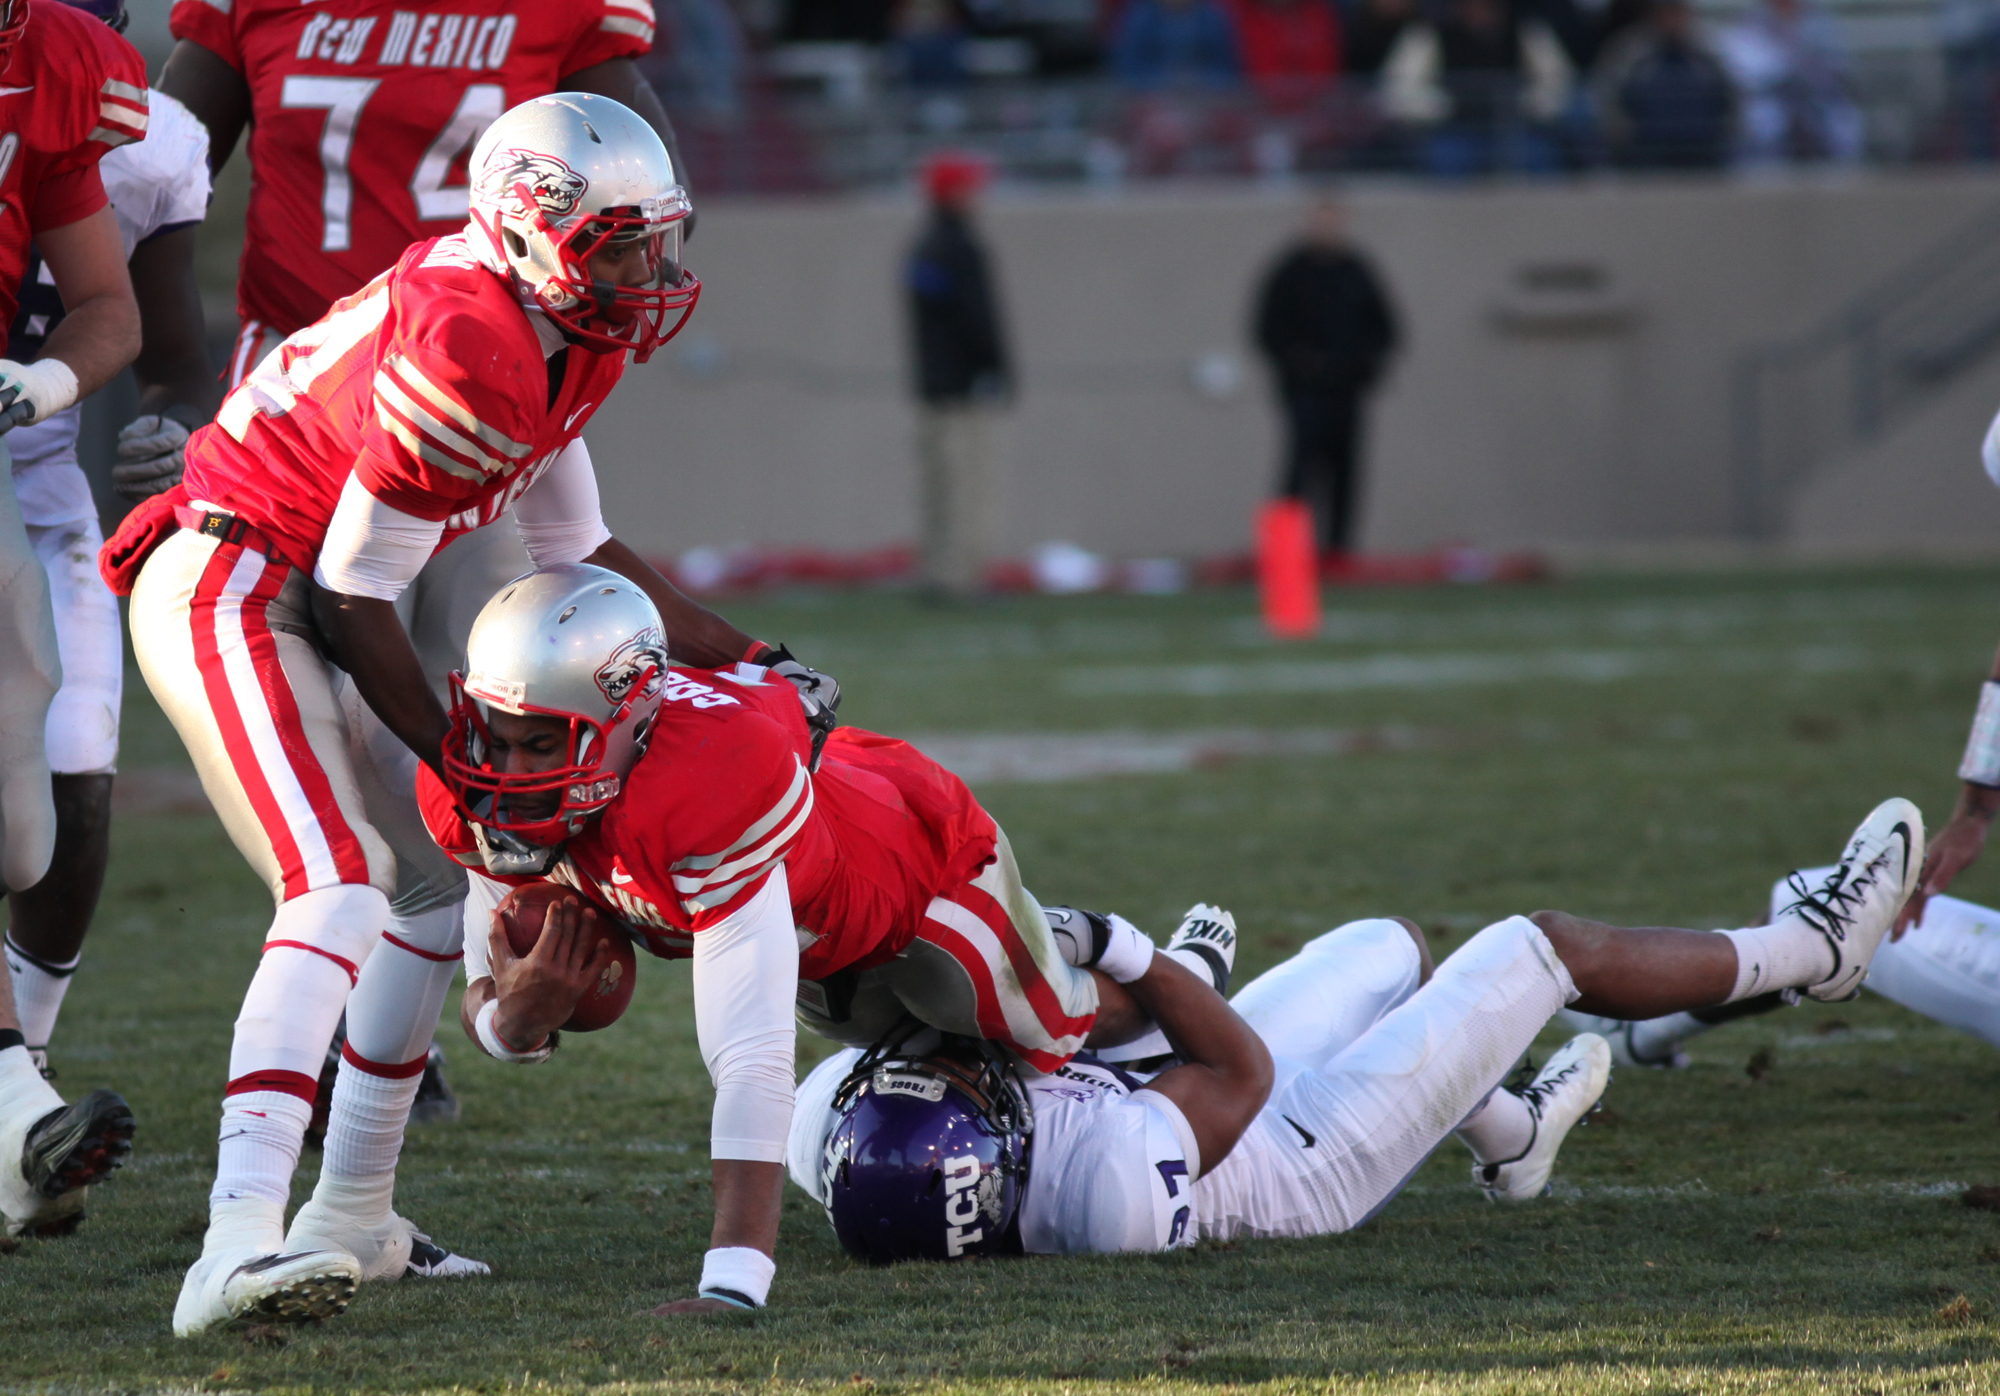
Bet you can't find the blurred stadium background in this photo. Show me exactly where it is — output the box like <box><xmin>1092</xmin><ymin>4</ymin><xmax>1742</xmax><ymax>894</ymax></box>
<box><xmin>91</xmin><ymin>0</ymin><xmax>2000</xmax><ymax>584</ymax></box>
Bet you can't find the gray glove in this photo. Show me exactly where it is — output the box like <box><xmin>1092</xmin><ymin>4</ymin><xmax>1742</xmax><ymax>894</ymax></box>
<box><xmin>112</xmin><ymin>413</ymin><xmax>193</xmax><ymax>502</ymax></box>
<box><xmin>756</xmin><ymin>644</ymin><xmax>840</xmax><ymax>767</ymax></box>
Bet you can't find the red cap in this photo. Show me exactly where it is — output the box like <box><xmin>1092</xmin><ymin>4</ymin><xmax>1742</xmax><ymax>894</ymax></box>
<box><xmin>923</xmin><ymin>151</ymin><xmax>990</xmax><ymax>204</ymax></box>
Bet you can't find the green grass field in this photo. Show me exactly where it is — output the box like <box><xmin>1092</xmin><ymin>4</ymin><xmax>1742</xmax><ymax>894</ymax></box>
<box><xmin>10</xmin><ymin>566</ymin><xmax>2000</xmax><ymax>1395</ymax></box>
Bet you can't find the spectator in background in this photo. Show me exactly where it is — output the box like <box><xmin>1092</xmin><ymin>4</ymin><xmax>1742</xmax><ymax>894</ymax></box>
<box><xmin>895</xmin><ymin>0</ymin><xmax>971</xmax><ymax>88</ymax></box>
<box><xmin>1939</xmin><ymin>0</ymin><xmax>2000</xmax><ymax>159</ymax></box>
<box><xmin>1345</xmin><ymin>0</ymin><xmax>1417</xmax><ymax>76</ymax></box>
<box><xmin>662</xmin><ymin>0</ymin><xmax>749</xmax><ymax>125</ymax></box>
<box><xmin>1717</xmin><ymin>0</ymin><xmax>1863</xmax><ymax>163</ymax></box>
<box><xmin>907</xmin><ymin>153</ymin><xmax>1013</xmax><ymax>598</ymax></box>
<box><xmin>1596</xmin><ymin>0</ymin><xmax>1735</xmax><ymax>167</ymax></box>
<box><xmin>1380</xmin><ymin>0</ymin><xmax>1573</xmax><ymax>173</ymax></box>
<box><xmin>1253</xmin><ymin>201</ymin><xmax>1399</xmax><ymax>557</ymax></box>
<box><xmin>785</xmin><ymin>0</ymin><xmax>895</xmax><ymax>41</ymax></box>
<box><xmin>1112</xmin><ymin>0</ymin><xmax>1243</xmax><ymax>89</ymax></box>
<box><xmin>1232</xmin><ymin>0</ymin><xmax>1343</xmax><ymax>102</ymax></box>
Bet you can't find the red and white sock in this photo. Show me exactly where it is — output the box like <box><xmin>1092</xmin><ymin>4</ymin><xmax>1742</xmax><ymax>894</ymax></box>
<box><xmin>323</xmin><ymin>905</ymin><xmax>461</xmax><ymax>1179</ymax></box>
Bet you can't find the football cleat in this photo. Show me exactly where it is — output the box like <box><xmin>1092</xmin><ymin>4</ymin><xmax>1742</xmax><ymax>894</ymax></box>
<box><xmin>1474</xmin><ymin>1034</ymin><xmax>1611</xmax><ymax>1203</ymax></box>
<box><xmin>173</xmin><ymin>1246</ymin><xmax>360</xmax><ymax>1336</ymax></box>
<box><xmin>409</xmin><ymin>1044</ymin><xmax>460</xmax><ymax>1126</ymax></box>
<box><xmin>285</xmin><ymin>1200</ymin><xmax>488</xmax><ymax>1283</ymax></box>
<box><xmin>1556</xmin><ymin>1009</ymin><xmax>1688</xmax><ymax>1070</ymax></box>
<box><xmin>1165</xmin><ymin>904</ymin><xmax>1237</xmax><ymax>995</ymax></box>
<box><xmin>1778</xmin><ymin>798</ymin><xmax>1924</xmax><ymax>1003</ymax></box>
<box><xmin>1</xmin><ymin>1088</ymin><xmax>134</xmax><ymax>1236</ymax></box>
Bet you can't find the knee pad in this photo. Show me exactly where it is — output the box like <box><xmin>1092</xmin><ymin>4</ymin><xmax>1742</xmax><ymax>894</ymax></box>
<box><xmin>44</xmin><ymin>687</ymin><xmax>118</xmax><ymax>775</ymax></box>
<box><xmin>384</xmin><ymin>902</ymin><xmax>464</xmax><ymax>958</ymax></box>
<box><xmin>269</xmin><ymin>883</ymin><xmax>392</xmax><ymax>977</ymax></box>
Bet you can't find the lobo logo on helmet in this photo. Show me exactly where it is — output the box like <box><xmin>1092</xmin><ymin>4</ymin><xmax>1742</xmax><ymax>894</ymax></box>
<box><xmin>941</xmin><ymin>1153</ymin><xmax>1003</xmax><ymax>1257</ymax></box>
<box><xmin>593</xmin><ymin>628</ymin><xmax>666</xmax><ymax>705</ymax></box>
<box><xmin>481</xmin><ymin>148</ymin><xmax>589</xmax><ymax>218</ymax></box>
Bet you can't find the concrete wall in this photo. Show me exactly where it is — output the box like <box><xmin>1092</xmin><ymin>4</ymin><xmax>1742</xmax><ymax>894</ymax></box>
<box><xmin>568</xmin><ymin>172</ymin><xmax>2000</xmax><ymax>561</ymax></box>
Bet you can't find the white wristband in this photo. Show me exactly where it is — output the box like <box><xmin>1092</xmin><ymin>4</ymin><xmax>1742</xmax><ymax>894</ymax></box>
<box><xmin>1961</xmin><ymin>681</ymin><xmax>2000</xmax><ymax>787</ymax></box>
<box><xmin>698</xmin><ymin>1245</ymin><xmax>774</xmax><ymax>1308</ymax></box>
<box><xmin>1096</xmin><ymin>913</ymin><xmax>1156</xmax><ymax>984</ymax></box>
<box><xmin>474</xmin><ymin>998</ymin><xmax>554</xmax><ymax>1064</ymax></box>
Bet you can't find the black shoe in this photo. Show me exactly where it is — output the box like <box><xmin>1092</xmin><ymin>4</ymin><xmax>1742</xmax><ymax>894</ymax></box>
<box><xmin>409</xmin><ymin>1044</ymin><xmax>459</xmax><ymax>1126</ymax></box>
<box><xmin>23</xmin><ymin>1088</ymin><xmax>134</xmax><ymax>1198</ymax></box>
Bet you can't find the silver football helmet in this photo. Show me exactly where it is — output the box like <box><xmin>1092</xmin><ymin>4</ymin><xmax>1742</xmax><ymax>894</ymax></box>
<box><xmin>466</xmin><ymin>92</ymin><xmax>698</xmax><ymax>361</ymax></box>
<box><xmin>444</xmin><ymin>564</ymin><xmax>668</xmax><ymax>846</ymax></box>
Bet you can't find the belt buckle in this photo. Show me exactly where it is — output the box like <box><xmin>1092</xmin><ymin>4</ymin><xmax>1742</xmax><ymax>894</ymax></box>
<box><xmin>200</xmin><ymin>512</ymin><xmax>245</xmax><ymax>545</ymax></box>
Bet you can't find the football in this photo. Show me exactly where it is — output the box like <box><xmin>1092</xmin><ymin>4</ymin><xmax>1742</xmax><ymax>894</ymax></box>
<box><xmin>495</xmin><ymin>882</ymin><xmax>637</xmax><ymax>1032</ymax></box>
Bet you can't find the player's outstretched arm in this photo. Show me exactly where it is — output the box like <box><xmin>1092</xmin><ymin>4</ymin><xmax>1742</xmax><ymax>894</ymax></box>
<box><xmin>27</xmin><ymin>206</ymin><xmax>139</xmax><ymax>410</ymax></box>
<box><xmin>1903</xmin><ymin>641</ymin><xmax>2000</xmax><ymax>932</ymax></box>
<box><xmin>313</xmin><ymin>591</ymin><xmax>451</xmax><ymax>773</ymax></box>
<box><xmin>1126</xmin><ymin>956</ymin><xmax>1275</xmax><ymax>1177</ymax></box>
<box><xmin>157</xmin><ymin>40</ymin><xmax>250</xmax><ymax>174</ymax></box>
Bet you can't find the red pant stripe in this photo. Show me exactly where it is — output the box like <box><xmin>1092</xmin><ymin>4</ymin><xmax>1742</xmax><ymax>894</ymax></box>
<box><xmin>382</xmin><ymin>931</ymin><xmax>460</xmax><ymax>964</ymax></box>
<box><xmin>340</xmin><ymin>1040</ymin><xmax>430</xmax><ymax>1079</ymax></box>
<box><xmin>954</xmin><ymin>882</ymin><xmax>1096</xmax><ymax>1046</ymax></box>
<box><xmin>263</xmin><ymin>938</ymin><xmax>360</xmax><ymax>985</ymax></box>
<box><xmin>224</xmin><ymin>1067</ymin><xmax>319</xmax><ymax>1101</ymax></box>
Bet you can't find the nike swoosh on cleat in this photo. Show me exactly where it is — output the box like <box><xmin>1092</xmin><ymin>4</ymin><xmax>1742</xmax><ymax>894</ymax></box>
<box><xmin>1891</xmin><ymin>822</ymin><xmax>1912</xmax><ymax>881</ymax></box>
<box><xmin>1282</xmin><ymin>1115</ymin><xmax>1316</xmax><ymax>1148</ymax></box>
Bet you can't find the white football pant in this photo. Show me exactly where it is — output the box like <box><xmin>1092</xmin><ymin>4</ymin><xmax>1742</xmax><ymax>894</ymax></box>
<box><xmin>0</xmin><ymin>437</ymin><xmax>58</xmax><ymax>891</ymax></box>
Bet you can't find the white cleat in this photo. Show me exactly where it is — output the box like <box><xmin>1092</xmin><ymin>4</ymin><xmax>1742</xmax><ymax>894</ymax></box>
<box><xmin>172</xmin><ymin>1246</ymin><xmax>361</xmax><ymax>1336</ymax></box>
<box><xmin>1556</xmin><ymin>1009</ymin><xmax>1688</xmax><ymax>1070</ymax></box>
<box><xmin>1166</xmin><ymin>904</ymin><xmax>1238</xmax><ymax>995</ymax></box>
<box><xmin>285</xmin><ymin>1200</ymin><xmax>489</xmax><ymax>1283</ymax></box>
<box><xmin>1778</xmin><ymin>798</ymin><xmax>1924</xmax><ymax>1003</ymax></box>
<box><xmin>1474</xmin><ymin>1034</ymin><xmax>1612</xmax><ymax>1203</ymax></box>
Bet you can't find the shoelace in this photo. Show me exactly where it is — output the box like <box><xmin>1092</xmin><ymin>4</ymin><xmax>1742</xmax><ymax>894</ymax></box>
<box><xmin>1515</xmin><ymin>1057</ymin><xmax>1587</xmax><ymax>1122</ymax></box>
<box><xmin>1780</xmin><ymin>848</ymin><xmax>1886</xmax><ymax>945</ymax></box>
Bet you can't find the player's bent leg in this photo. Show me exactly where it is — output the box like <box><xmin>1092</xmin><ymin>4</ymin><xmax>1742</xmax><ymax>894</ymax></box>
<box><xmin>1466</xmin><ymin>1033</ymin><xmax>1611</xmax><ymax>1202</ymax></box>
<box><xmin>290</xmin><ymin>900</ymin><xmax>488</xmax><ymax>1281</ymax></box>
<box><xmin>1229</xmin><ymin>918</ymin><xmax>1427</xmax><ymax>1072</ymax></box>
<box><xmin>0</xmin><ymin>455</ymin><xmax>60</xmax><ymax>893</ymax></box>
<box><xmin>893</xmin><ymin>829</ymin><xmax>1098</xmax><ymax>1072</ymax></box>
<box><xmin>1208</xmin><ymin>914</ymin><xmax>1579</xmax><ymax>1239</ymax></box>
<box><xmin>1859</xmin><ymin>888</ymin><xmax>2000</xmax><ymax>1050</ymax></box>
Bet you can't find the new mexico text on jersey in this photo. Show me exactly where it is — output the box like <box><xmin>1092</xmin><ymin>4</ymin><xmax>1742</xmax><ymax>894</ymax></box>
<box><xmin>183</xmin><ymin>233</ymin><xmax>625</xmax><ymax>574</ymax></box>
<box><xmin>169</xmin><ymin>0</ymin><xmax>651</xmax><ymax>340</ymax></box>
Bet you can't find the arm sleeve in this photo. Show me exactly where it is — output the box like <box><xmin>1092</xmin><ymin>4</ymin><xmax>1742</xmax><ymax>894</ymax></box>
<box><xmin>562</xmin><ymin>0</ymin><xmax>656</xmax><ymax>73</ymax></box>
<box><xmin>692</xmin><ymin>864</ymin><xmax>800</xmax><ymax>1163</ymax></box>
<box><xmin>313</xmin><ymin>473</ymin><xmax>447</xmax><ymax>600</ymax></box>
<box><xmin>462</xmin><ymin>873</ymin><xmax>511</xmax><ymax>982</ymax></box>
<box><xmin>512</xmin><ymin>437</ymin><xmax>612</xmax><ymax>567</ymax></box>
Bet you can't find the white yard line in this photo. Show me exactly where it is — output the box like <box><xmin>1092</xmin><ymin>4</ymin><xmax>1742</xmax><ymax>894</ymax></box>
<box><xmin>900</xmin><ymin>726</ymin><xmax>1434</xmax><ymax>784</ymax></box>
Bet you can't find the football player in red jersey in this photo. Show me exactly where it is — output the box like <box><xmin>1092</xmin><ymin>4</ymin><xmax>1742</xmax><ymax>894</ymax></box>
<box><xmin>419</xmin><ymin>566</ymin><xmax>1144</xmax><ymax>1315</ymax></box>
<box><xmin>105</xmin><ymin>93</ymin><xmax>804</xmax><ymax>1336</ymax></box>
<box><xmin>0</xmin><ymin>0</ymin><xmax>150</xmax><ymax>1241</ymax></box>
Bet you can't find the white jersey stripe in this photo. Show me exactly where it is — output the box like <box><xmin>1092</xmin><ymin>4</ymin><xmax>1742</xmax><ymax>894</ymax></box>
<box><xmin>386</xmin><ymin>354</ymin><xmax>532</xmax><ymax>460</ymax></box>
<box><xmin>601</xmin><ymin>15</ymin><xmax>654</xmax><ymax>39</ymax></box>
<box><xmin>681</xmin><ymin>858</ymin><xmax>783</xmax><ymax>913</ymax></box>
<box><xmin>101</xmin><ymin>78</ymin><xmax>149</xmax><ymax>103</ymax></box>
<box><xmin>374</xmin><ymin>371</ymin><xmax>508</xmax><ymax>475</ymax></box>
<box><xmin>377</xmin><ymin>408</ymin><xmax>487</xmax><ymax>483</ymax></box>
<box><xmin>671</xmin><ymin>759</ymin><xmax>809</xmax><ymax>874</ymax></box>
<box><xmin>672</xmin><ymin>782</ymin><xmax>815</xmax><ymax>894</ymax></box>
<box><xmin>212</xmin><ymin>551</ymin><xmax>343</xmax><ymax>891</ymax></box>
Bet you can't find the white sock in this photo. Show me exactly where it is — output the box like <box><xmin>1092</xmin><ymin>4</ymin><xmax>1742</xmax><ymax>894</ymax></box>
<box><xmin>1719</xmin><ymin>918</ymin><xmax>1835</xmax><ymax>1001</ymax></box>
<box><xmin>322</xmin><ymin>1055</ymin><xmax>423</xmax><ymax>1179</ymax></box>
<box><xmin>4</xmin><ymin>936</ymin><xmax>76</xmax><ymax>1054</ymax></box>
<box><xmin>1629</xmin><ymin>1011</ymin><xmax>1707</xmax><ymax>1060</ymax></box>
<box><xmin>201</xmin><ymin>1195</ymin><xmax>287</xmax><ymax>1259</ymax></box>
<box><xmin>0</xmin><ymin>1043</ymin><xmax>62</xmax><ymax>1124</ymax></box>
<box><xmin>1455</xmin><ymin>1089</ymin><xmax>1537</xmax><ymax>1165</ymax></box>
<box><xmin>212</xmin><ymin>1091</ymin><xmax>313</xmax><ymax>1210</ymax></box>
<box><xmin>302</xmin><ymin>1170</ymin><xmax>394</xmax><ymax>1229</ymax></box>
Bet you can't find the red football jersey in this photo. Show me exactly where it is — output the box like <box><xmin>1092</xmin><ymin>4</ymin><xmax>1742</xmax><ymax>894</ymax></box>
<box><xmin>169</xmin><ymin>0</ymin><xmax>653</xmax><ymax>339</ymax></box>
<box><xmin>420</xmin><ymin>666</ymin><xmax>1002</xmax><ymax>981</ymax></box>
<box><xmin>0</xmin><ymin>1</ymin><xmax>147</xmax><ymax>329</ymax></box>
<box><xmin>182</xmin><ymin>232</ymin><xmax>626</xmax><ymax>573</ymax></box>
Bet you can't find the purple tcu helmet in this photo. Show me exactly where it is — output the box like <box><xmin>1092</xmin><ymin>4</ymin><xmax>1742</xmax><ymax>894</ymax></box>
<box><xmin>823</xmin><ymin>1026</ymin><xmax>1031</xmax><ymax>1263</ymax></box>
<box><xmin>58</xmin><ymin>0</ymin><xmax>128</xmax><ymax>31</ymax></box>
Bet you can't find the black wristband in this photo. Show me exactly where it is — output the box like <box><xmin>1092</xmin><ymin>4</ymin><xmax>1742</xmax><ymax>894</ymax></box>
<box><xmin>0</xmin><ymin>1028</ymin><xmax>25</xmax><ymax>1053</ymax></box>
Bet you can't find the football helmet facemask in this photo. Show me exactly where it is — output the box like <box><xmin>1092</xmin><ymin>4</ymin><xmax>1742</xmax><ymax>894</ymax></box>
<box><xmin>444</xmin><ymin>563</ymin><xmax>667</xmax><ymax>848</ymax></box>
<box><xmin>822</xmin><ymin>1023</ymin><xmax>1031</xmax><ymax>1264</ymax></box>
<box><xmin>467</xmin><ymin>93</ymin><xmax>698</xmax><ymax>362</ymax></box>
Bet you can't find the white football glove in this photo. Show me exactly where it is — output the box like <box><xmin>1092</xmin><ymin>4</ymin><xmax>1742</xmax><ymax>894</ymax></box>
<box><xmin>112</xmin><ymin>414</ymin><xmax>193</xmax><ymax>502</ymax></box>
<box><xmin>0</xmin><ymin>357</ymin><xmax>77</xmax><ymax>426</ymax></box>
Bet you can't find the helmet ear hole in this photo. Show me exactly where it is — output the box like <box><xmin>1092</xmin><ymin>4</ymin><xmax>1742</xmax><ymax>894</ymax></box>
<box><xmin>503</xmin><ymin>227</ymin><xmax>528</xmax><ymax>258</ymax></box>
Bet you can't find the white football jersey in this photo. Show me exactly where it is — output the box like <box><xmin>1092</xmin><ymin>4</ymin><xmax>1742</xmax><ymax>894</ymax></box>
<box><xmin>11</xmin><ymin>87</ymin><xmax>213</xmax><ymax>517</ymax></box>
<box><xmin>789</xmin><ymin>1047</ymin><xmax>1203</xmax><ymax>1255</ymax></box>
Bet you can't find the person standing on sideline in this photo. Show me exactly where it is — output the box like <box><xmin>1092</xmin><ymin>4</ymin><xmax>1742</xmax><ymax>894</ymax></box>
<box><xmin>1252</xmin><ymin>201</ymin><xmax>1399</xmax><ymax>559</ymax></box>
<box><xmin>906</xmin><ymin>152</ymin><xmax>1012</xmax><ymax>599</ymax></box>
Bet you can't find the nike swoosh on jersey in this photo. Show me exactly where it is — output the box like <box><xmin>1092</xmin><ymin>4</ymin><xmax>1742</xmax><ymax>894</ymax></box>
<box><xmin>610</xmin><ymin>868</ymin><xmax>634</xmax><ymax>885</ymax></box>
<box><xmin>0</xmin><ymin>86</ymin><xmax>35</xmax><ymax>97</ymax></box>
<box><xmin>564</xmin><ymin>404</ymin><xmax>594</xmax><ymax>430</ymax></box>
